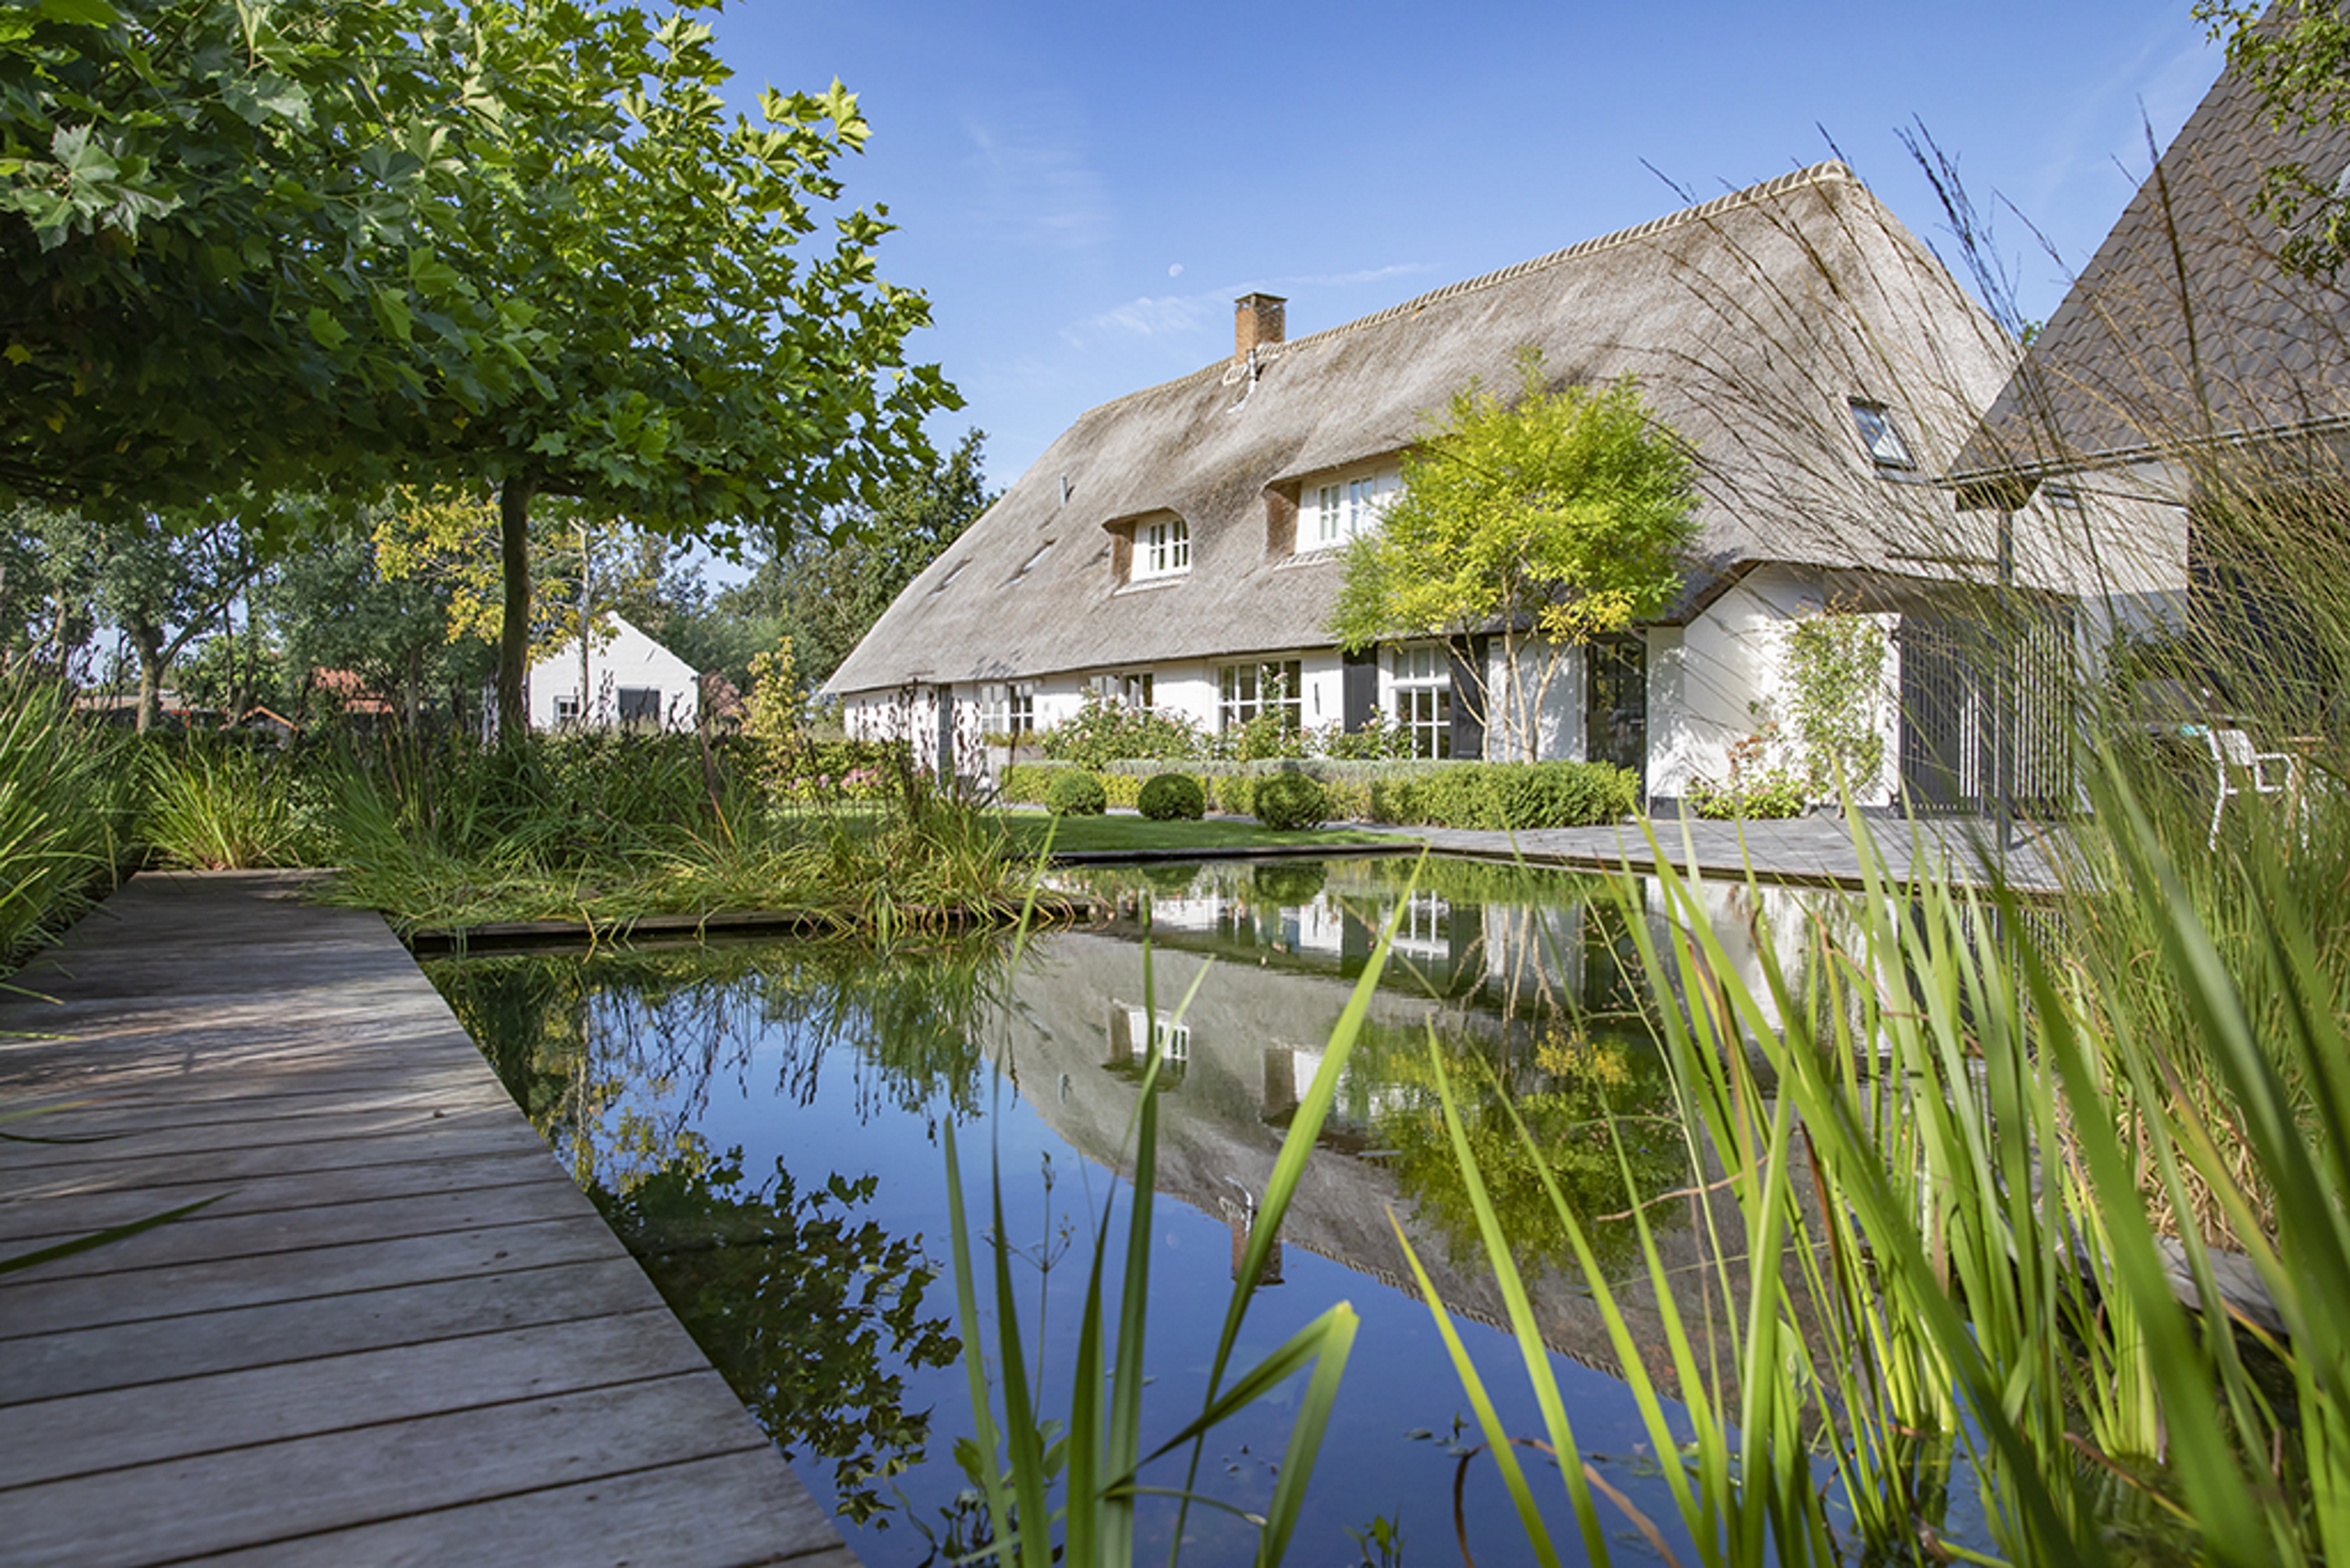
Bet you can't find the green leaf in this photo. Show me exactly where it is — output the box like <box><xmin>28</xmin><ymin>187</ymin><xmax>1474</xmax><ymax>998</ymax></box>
<box><xmin>306</xmin><ymin>308</ymin><xmax>351</xmax><ymax>352</ymax></box>
<box><xmin>38</xmin><ymin>0</ymin><xmax>122</xmax><ymax>24</ymax></box>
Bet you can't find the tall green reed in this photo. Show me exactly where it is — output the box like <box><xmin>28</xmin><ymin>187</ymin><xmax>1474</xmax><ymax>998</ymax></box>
<box><xmin>0</xmin><ymin>666</ymin><xmax>136</xmax><ymax>965</ymax></box>
<box><xmin>941</xmin><ymin>865</ymin><xmax>1422</xmax><ymax>1565</ymax></box>
<box><xmin>1391</xmin><ymin>768</ymin><xmax>2350</xmax><ymax>1566</ymax></box>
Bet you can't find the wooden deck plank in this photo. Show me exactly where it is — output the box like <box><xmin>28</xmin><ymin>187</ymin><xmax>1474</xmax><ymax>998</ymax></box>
<box><xmin>0</xmin><ymin>1146</ymin><xmax>565</xmax><ymax>1240</ymax></box>
<box><xmin>1</xmin><ymin>1180</ymin><xmax>595</xmax><ymax>1279</ymax></box>
<box><xmin>0</xmin><ymin>1101</ymin><xmax>532</xmax><ymax>1169</ymax></box>
<box><xmin>0</xmin><ymin>1371</ymin><xmax>775</xmax><ymax>1568</ymax></box>
<box><xmin>196</xmin><ymin>1450</ymin><xmax>858</xmax><ymax>1568</ymax></box>
<box><xmin>1</xmin><ymin>1256</ymin><xmax>657</xmax><ymax>1404</ymax></box>
<box><xmin>0</xmin><ymin>870</ymin><xmax>852</xmax><ymax>1565</ymax></box>
<box><xmin>0</xmin><ymin>1119</ymin><xmax>557</xmax><ymax>1201</ymax></box>
<box><xmin>0</xmin><ymin>1215</ymin><xmax>630</xmax><ymax>1338</ymax></box>
<box><xmin>2</xmin><ymin>1307</ymin><xmax>711</xmax><ymax>1489</ymax></box>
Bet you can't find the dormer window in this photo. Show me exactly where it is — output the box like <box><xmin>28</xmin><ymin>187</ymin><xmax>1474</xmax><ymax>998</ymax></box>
<box><xmin>1850</xmin><ymin>401</ymin><xmax>1914</xmax><ymax>471</ymax></box>
<box><xmin>1304</xmin><ymin>466</ymin><xmax>1398</xmax><ymax>550</ymax></box>
<box><xmin>1137</xmin><ymin>516</ymin><xmax>1191</xmax><ymax>578</ymax></box>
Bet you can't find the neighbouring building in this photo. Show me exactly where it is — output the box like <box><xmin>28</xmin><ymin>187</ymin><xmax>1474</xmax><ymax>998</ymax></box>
<box><xmin>828</xmin><ymin>162</ymin><xmax>2176</xmax><ymax>810</ymax></box>
<box><xmin>1953</xmin><ymin>50</ymin><xmax>2350</xmax><ymax>735</ymax></box>
<box><xmin>527</xmin><ymin>614</ymin><xmax>702</xmax><ymax>734</ymax></box>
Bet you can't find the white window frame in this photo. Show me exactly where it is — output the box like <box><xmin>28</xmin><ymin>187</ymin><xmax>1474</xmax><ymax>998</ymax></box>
<box><xmin>1392</xmin><ymin>644</ymin><xmax>1452</xmax><ymax>759</ymax></box>
<box><xmin>1305</xmin><ymin>468</ymin><xmax>1395</xmax><ymax>552</ymax></box>
<box><xmin>1394</xmin><ymin>891</ymin><xmax>1452</xmax><ymax>961</ymax></box>
<box><xmin>553</xmin><ymin>694</ymin><xmax>582</xmax><ymax>727</ymax></box>
<box><xmin>980</xmin><ymin>682</ymin><xmax>1036</xmax><ymax>737</ymax></box>
<box><xmin>1218</xmin><ymin>659</ymin><xmax>1303</xmax><ymax>734</ymax></box>
<box><xmin>1136</xmin><ymin>517</ymin><xmax>1191</xmax><ymax>579</ymax></box>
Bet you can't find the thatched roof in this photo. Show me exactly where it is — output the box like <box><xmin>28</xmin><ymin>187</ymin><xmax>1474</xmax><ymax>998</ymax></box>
<box><xmin>1954</xmin><ymin>58</ymin><xmax>2350</xmax><ymax>485</ymax></box>
<box><xmin>830</xmin><ymin>162</ymin><xmax>2018</xmax><ymax>697</ymax></box>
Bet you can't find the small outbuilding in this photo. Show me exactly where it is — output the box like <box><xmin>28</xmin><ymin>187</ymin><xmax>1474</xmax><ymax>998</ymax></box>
<box><xmin>527</xmin><ymin>615</ymin><xmax>702</xmax><ymax>734</ymax></box>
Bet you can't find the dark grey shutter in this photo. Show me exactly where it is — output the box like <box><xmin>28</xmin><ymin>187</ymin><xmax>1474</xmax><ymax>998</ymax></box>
<box><xmin>1342</xmin><ymin>647</ymin><xmax>1377</xmax><ymax>732</ymax></box>
<box><xmin>1448</xmin><ymin>637</ymin><xmax>1485</xmax><ymax>759</ymax></box>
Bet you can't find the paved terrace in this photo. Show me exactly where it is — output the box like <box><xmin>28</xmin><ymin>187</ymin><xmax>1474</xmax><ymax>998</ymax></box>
<box><xmin>0</xmin><ymin>870</ymin><xmax>853</xmax><ymax>1568</ymax></box>
<box><xmin>1367</xmin><ymin>810</ymin><xmax>2067</xmax><ymax>893</ymax></box>
<box><xmin>1050</xmin><ymin>808</ymin><xmax>2069</xmax><ymax>894</ymax></box>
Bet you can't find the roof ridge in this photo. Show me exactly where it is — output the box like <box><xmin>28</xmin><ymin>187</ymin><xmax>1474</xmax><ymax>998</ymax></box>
<box><xmin>1062</xmin><ymin>161</ymin><xmax>1863</xmax><ymax>421</ymax></box>
<box><xmin>1273</xmin><ymin>160</ymin><xmax>1861</xmax><ymax>358</ymax></box>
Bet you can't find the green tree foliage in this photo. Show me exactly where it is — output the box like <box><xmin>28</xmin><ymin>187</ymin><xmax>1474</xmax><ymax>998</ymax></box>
<box><xmin>0</xmin><ymin>503</ymin><xmax>97</xmax><ymax>672</ymax></box>
<box><xmin>267</xmin><ymin>525</ymin><xmax>475</xmax><ymax>732</ymax></box>
<box><xmin>712</xmin><ymin>429</ymin><xmax>993</xmax><ymax>694</ymax></box>
<box><xmin>2199</xmin><ymin>1</ymin><xmax>2350</xmax><ymax>277</ymax></box>
<box><xmin>404</xmin><ymin>4</ymin><xmax>958</xmax><ymax>735</ymax></box>
<box><xmin>82</xmin><ymin>508</ymin><xmax>262</xmax><ymax>731</ymax></box>
<box><xmin>1</xmin><ymin>1</ymin><xmax>529</xmax><ymax>510</ymax></box>
<box><xmin>1371</xmin><ymin>1020</ymin><xmax>1684</xmax><ymax>1275</ymax></box>
<box><xmin>3</xmin><ymin>3</ymin><xmax>958</xmax><ymax>740</ymax></box>
<box><xmin>1326</xmin><ymin>351</ymin><xmax>1697</xmax><ymax>761</ymax></box>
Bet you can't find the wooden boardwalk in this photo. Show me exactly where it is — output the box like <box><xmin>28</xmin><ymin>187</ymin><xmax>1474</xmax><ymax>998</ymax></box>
<box><xmin>0</xmin><ymin>870</ymin><xmax>856</xmax><ymax>1568</ymax></box>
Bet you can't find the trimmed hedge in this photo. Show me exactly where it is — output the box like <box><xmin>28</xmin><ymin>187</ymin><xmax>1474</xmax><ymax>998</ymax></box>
<box><xmin>1045</xmin><ymin>770</ymin><xmax>1108</xmax><ymax>816</ymax></box>
<box><xmin>1368</xmin><ymin>761</ymin><xmax>1638</xmax><ymax>831</ymax></box>
<box><xmin>1137</xmin><ymin>772</ymin><xmax>1206</xmax><ymax>821</ymax></box>
<box><xmin>1252</xmin><ymin>770</ymin><xmax>1329</xmax><ymax>831</ymax></box>
<box><xmin>1000</xmin><ymin>756</ymin><xmax>1634</xmax><ymax>831</ymax></box>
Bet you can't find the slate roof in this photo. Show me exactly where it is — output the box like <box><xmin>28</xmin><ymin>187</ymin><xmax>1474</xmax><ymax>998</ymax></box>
<box><xmin>1956</xmin><ymin>58</ymin><xmax>2350</xmax><ymax>483</ymax></box>
<box><xmin>830</xmin><ymin>162</ymin><xmax>2019</xmax><ymax>696</ymax></box>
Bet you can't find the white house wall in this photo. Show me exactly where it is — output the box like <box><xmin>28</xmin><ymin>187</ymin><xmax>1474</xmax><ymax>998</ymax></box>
<box><xmin>526</xmin><ymin>616</ymin><xmax>701</xmax><ymax>733</ymax></box>
<box><xmin>1659</xmin><ymin>566</ymin><xmax>1898</xmax><ymax>807</ymax></box>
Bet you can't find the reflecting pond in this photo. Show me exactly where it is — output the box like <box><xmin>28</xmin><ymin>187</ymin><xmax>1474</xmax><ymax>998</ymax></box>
<box><xmin>428</xmin><ymin>855</ymin><xmax>1868</xmax><ymax>1565</ymax></box>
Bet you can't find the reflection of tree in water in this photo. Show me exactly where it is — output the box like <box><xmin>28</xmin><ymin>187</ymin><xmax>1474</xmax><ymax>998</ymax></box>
<box><xmin>1361</xmin><ymin>1015</ymin><xmax>1685</xmax><ymax>1275</ymax></box>
<box><xmin>588</xmin><ymin>1148</ymin><xmax>960</xmax><ymax>1524</ymax></box>
<box><xmin>431</xmin><ymin>937</ymin><xmax>1007</xmax><ymax>1189</ymax></box>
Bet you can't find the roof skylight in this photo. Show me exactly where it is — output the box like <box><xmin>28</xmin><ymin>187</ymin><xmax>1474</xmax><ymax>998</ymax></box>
<box><xmin>1850</xmin><ymin>401</ymin><xmax>1914</xmax><ymax>470</ymax></box>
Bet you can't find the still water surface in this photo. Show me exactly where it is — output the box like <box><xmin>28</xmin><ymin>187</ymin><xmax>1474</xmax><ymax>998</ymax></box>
<box><xmin>430</xmin><ymin>855</ymin><xmax>1853</xmax><ymax>1565</ymax></box>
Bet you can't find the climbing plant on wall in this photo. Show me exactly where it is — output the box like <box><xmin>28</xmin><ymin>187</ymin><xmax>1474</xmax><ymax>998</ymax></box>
<box><xmin>1784</xmin><ymin>610</ymin><xmax>1889</xmax><ymax>798</ymax></box>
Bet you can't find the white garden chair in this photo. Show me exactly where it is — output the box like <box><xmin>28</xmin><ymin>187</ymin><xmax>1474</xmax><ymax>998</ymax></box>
<box><xmin>2205</xmin><ymin>725</ymin><xmax>2300</xmax><ymax>846</ymax></box>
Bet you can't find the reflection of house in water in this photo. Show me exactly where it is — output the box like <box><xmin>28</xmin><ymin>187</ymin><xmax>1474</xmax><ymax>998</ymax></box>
<box><xmin>996</xmin><ymin>925</ymin><xmax>1757</xmax><ymax>1394</ymax></box>
<box><xmin>1029</xmin><ymin>860</ymin><xmax>1862</xmax><ymax>1395</ymax></box>
<box><xmin>1086</xmin><ymin>858</ymin><xmax>1831</xmax><ymax>1032</ymax></box>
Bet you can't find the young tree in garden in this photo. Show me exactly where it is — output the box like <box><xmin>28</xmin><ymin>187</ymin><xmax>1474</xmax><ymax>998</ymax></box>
<box><xmin>1</xmin><ymin>0</ymin><xmax>532</xmax><ymax>510</ymax></box>
<box><xmin>410</xmin><ymin>4</ymin><xmax>957</xmax><ymax>739</ymax></box>
<box><xmin>1326</xmin><ymin>352</ymin><xmax>1698</xmax><ymax>761</ymax></box>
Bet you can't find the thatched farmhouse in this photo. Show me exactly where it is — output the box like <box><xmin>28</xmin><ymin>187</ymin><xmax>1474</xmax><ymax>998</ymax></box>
<box><xmin>829</xmin><ymin>162</ymin><xmax>2174</xmax><ymax>808</ymax></box>
<box><xmin>1953</xmin><ymin>52</ymin><xmax>2350</xmax><ymax>731</ymax></box>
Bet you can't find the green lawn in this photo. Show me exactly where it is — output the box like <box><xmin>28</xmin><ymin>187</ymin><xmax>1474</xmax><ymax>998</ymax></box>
<box><xmin>994</xmin><ymin>812</ymin><xmax>1403</xmax><ymax>857</ymax></box>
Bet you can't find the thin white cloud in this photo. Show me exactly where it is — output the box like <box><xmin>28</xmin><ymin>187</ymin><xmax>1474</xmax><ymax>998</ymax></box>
<box><xmin>2018</xmin><ymin>21</ymin><xmax>2221</xmax><ymax>232</ymax></box>
<box><xmin>963</xmin><ymin>114</ymin><xmax>1113</xmax><ymax>252</ymax></box>
<box><xmin>1060</xmin><ymin>263</ymin><xmax>1442</xmax><ymax>350</ymax></box>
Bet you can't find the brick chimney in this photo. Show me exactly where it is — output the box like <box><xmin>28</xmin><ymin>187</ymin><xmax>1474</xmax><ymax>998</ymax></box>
<box><xmin>1235</xmin><ymin>293</ymin><xmax>1286</xmax><ymax>359</ymax></box>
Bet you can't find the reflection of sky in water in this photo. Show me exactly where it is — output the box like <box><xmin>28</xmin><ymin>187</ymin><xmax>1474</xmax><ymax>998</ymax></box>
<box><xmin>436</xmin><ymin>856</ymin><xmax>1953</xmax><ymax>1566</ymax></box>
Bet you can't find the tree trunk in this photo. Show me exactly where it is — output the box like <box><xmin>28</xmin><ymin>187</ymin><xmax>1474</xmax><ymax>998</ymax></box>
<box><xmin>497</xmin><ymin>476</ymin><xmax>535</xmax><ymax>744</ymax></box>
<box><xmin>129</xmin><ymin>622</ymin><xmax>165</xmax><ymax>734</ymax></box>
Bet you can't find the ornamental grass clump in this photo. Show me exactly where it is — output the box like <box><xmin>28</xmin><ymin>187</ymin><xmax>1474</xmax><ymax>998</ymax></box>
<box><xmin>0</xmin><ymin>666</ymin><xmax>136</xmax><ymax>963</ymax></box>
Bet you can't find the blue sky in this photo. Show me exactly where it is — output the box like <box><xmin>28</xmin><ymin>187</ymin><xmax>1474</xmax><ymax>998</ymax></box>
<box><xmin>711</xmin><ymin>2</ymin><xmax>2226</xmax><ymax>495</ymax></box>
